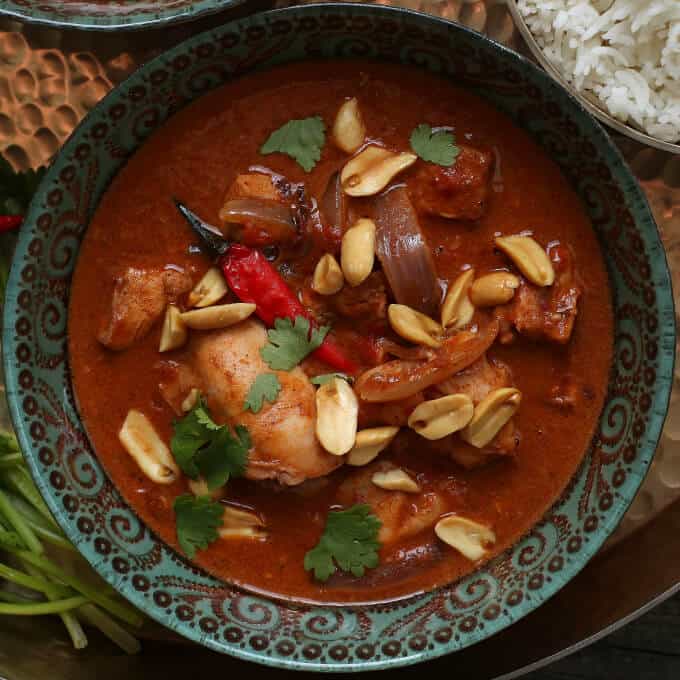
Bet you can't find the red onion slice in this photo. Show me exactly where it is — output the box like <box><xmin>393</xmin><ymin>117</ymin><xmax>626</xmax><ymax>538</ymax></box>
<box><xmin>356</xmin><ymin>319</ymin><xmax>499</xmax><ymax>403</ymax></box>
<box><xmin>219</xmin><ymin>198</ymin><xmax>296</xmax><ymax>244</ymax></box>
<box><xmin>373</xmin><ymin>186</ymin><xmax>440</xmax><ymax>317</ymax></box>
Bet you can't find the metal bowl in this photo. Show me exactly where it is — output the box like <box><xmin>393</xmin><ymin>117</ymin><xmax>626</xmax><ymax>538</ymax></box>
<box><xmin>507</xmin><ymin>0</ymin><xmax>680</xmax><ymax>156</ymax></box>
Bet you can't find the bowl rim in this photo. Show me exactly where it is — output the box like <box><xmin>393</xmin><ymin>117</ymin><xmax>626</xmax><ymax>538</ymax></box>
<box><xmin>506</xmin><ymin>0</ymin><xmax>680</xmax><ymax>155</ymax></box>
<box><xmin>0</xmin><ymin>0</ymin><xmax>245</xmax><ymax>31</ymax></box>
<box><xmin>2</xmin><ymin>2</ymin><xmax>676</xmax><ymax>670</ymax></box>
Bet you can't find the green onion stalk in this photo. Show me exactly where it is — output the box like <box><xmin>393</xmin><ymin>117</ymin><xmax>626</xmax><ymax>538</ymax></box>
<box><xmin>0</xmin><ymin>231</ymin><xmax>142</xmax><ymax>653</ymax></box>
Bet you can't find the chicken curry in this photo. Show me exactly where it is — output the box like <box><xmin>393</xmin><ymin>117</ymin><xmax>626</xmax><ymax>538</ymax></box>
<box><xmin>69</xmin><ymin>61</ymin><xmax>613</xmax><ymax>603</ymax></box>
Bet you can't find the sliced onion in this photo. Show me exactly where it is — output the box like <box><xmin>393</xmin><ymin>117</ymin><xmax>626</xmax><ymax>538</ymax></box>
<box><xmin>374</xmin><ymin>186</ymin><xmax>440</xmax><ymax>317</ymax></box>
<box><xmin>356</xmin><ymin>319</ymin><xmax>499</xmax><ymax>403</ymax></box>
<box><xmin>319</xmin><ymin>171</ymin><xmax>347</xmax><ymax>244</ymax></box>
<box><xmin>219</xmin><ymin>198</ymin><xmax>296</xmax><ymax>244</ymax></box>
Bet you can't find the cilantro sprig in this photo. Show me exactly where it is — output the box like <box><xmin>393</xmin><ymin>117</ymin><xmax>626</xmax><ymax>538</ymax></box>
<box><xmin>410</xmin><ymin>124</ymin><xmax>459</xmax><ymax>167</ymax></box>
<box><xmin>244</xmin><ymin>373</ymin><xmax>282</xmax><ymax>413</ymax></box>
<box><xmin>304</xmin><ymin>505</ymin><xmax>382</xmax><ymax>582</ymax></box>
<box><xmin>260</xmin><ymin>116</ymin><xmax>326</xmax><ymax>172</ymax></box>
<box><xmin>173</xmin><ymin>494</ymin><xmax>223</xmax><ymax>558</ymax></box>
<box><xmin>260</xmin><ymin>316</ymin><xmax>330</xmax><ymax>371</ymax></box>
<box><xmin>171</xmin><ymin>397</ymin><xmax>250</xmax><ymax>490</ymax></box>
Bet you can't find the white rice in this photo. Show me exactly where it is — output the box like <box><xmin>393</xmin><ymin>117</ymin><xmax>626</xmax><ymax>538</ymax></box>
<box><xmin>517</xmin><ymin>0</ymin><xmax>680</xmax><ymax>144</ymax></box>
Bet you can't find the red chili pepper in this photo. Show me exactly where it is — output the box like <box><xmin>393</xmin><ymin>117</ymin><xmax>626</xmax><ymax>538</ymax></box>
<box><xmin>220</xmin><ymin>243</ymin><xmax>359</xmax><ymax>374</ymax></box>
<box><xmin>0</xmin><ymin>215</ymin><xmax>22</xmax><ymax>233</ymax></box>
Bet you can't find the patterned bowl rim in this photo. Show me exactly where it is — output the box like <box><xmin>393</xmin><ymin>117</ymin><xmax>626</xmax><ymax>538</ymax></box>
<box><xmin>2</xmin><ymin>3</ymin><xmax>676</xmax><ymax>671</ymax></box>
<box><xmin>0</xmin><ymin>0</ymin><xmax>245</xmax><ymax>31</ymax></box>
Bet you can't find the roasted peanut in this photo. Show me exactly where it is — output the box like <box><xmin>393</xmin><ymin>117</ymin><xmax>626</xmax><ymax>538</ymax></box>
<box><xmin>315</xmin><ymin>377</ymin><xmax>359</xmax><ymax>455</ymax></box>
<box><xmin>495</xmin><ymin>235</ymin><xmax>555</xmax><ymax>287</ymax></box>
<box><xmin>408</xmin><ymin>394</ymin><xmax>474</xmax><ymax>440</ymax></box>
<box><xmin>312</xmin><ymin>253</ymin><xmax>344</xmax><ymax>295</ymax></box>
<box><xmin>388</xmin><ymin>304</ymin><xmax>443</xmax><ymax>349</ymax></box>
<box><xmin>435</xmin><ymin>515</ymin><xmax>496</xmax><ymax>561</ymax></box>
<box><xmin>346</xmin><ymin>426</ymin><xmax>399</xmax><ymax>466</ymax></box>
<box><xmin>218</xmin><ymin>505</ymin><xmax>266</xmax><ymax>540</ymax></box>
<box><xmin>469</xmin><ymin>271</ymin><xmax>520</xmax><ymax>307</ymax></box>
<box><xmin>461</xmin><ymin>387</ymin><xmax>521</xmax><ymax>448</ymax></box>
<box><xmin>118</xmin><ymin>410</ymin><xmax>179</xmax><ymax>485</ymax></box>
<box><xmin>180</xmin><ymin>303</ymin><xmax>255</xmax><ymax>330</ymax></box>
<box><xmin>341</xmin><ymin>146</ymin><xmax>417</xmax><ymax>197</ymax></box>
<box><xmin>371</xmin><ymin>468</ymin><xmax>420</xmax><ymax>493</ymax></box>
<box><xmin>341</xmin><ymin>218</ymin><xmax>376</xmax><ymax>287</ymax></box>
<box><xmin>442</xmin><ymin>269</ymin><xmax>475</xmax><ymax>328</ymax></box>
<box><xmin>159</xmin><ymin>304</ymin><xmax>188</xmax><ymax>353</ymax></box>
<box><xmin>187</xmin><ymin>267</ymin><xmax>228</xmax><ymax>308</ymax></box>
<box><xmin>332</xmin><ymin>97</ymin><xmax>366</xmax><ymax>154</ymax></box>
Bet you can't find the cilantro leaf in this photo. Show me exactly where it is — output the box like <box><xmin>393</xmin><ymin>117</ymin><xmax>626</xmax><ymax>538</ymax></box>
<box><xmin>304</xmin><ymin>504</ymin><xmax>382</xmax><ymax>582</ymax></box>
<box><xmin>260</xmin><ymin>316</ymin><xmax>330</xmax><ymax>371</ymax></box>
<box><xmin>410</xmin><ymin>124</ymin><xmax>459</xmax><ymax>167</ymax></box>
<box><xmin>195</xmin><ymin>424</ymin><xmax>250</xmax><ymax>490</ymax></box>
<box><xmin>171</xmin><ymin>398</ymin><xmax>251</xmax><ymax>490</ymax></box>
<box><xmin>170</xmin><ymin>399</ymin><xmax>213</xmax><ymax>478</ymax></box>
<box><xmin>244</xmin><ymin>374</ymin><xmax>282</xmax><ymax>413</ymax></box>
<box><xmin>260</xmin><ymin>117</ymin><xmax>326</xmax><ymax>172</ymax></box>
<box><xmin>173</xmin><ymin>494</ymin><xmax>223</xmax><ymax>558</ymax></box>
<box><xmin>310</xmin><ymin>373</ymin><xmax>352</xmax><ymax>386</ymax></box>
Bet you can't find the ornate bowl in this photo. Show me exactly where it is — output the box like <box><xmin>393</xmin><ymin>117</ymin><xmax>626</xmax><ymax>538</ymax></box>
<box><xmin>2</xmin><ymin>3</ymin><xmax>675</xmax><ymax>671</ymax></box>
<box><xmin>0</xmin><ymin>0</ymin><xmax>243</xmax><ymax>31</ymax></box>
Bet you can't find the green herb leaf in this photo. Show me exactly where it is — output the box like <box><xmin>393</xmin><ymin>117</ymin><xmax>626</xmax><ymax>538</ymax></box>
<box><xmin>260</xmin><ymin>117</ymin><xmax>326</xmax><ymax>172</ymax></box>
<box><xmin>244</xmin><ymin>374</ymin><xmax>282</xmax><ymax>413</ymax></box>
<box><xmin>171</xmin><ymin>398</ymin><xmax>250</xmax><ymax>490</ymax></box>
<box><xmin>310</xmin><ymin>373</ymin><xmax>352</xmax><ymax>386</ymax></box>
<box><xmin>304</xmin><ymin>504</ymin><xmax>382</xmax><ymax>582</ymax></box>
<box><xmin>409</xmin><ymin>124</ymin><xmax>459</xmax><ymax>167</ymax></box>
<box><xmin>194</xmin><ymin>425</ymin><xmax>250</xmax><ymax>491</ymax></box>
<box><xmin>170</xmin><ymin>399</ymin><xmax>213</xmax><ymax>478</ymax></box>
<box><xmin>0</xmin><ymin>156</ymin><xmax>46</xmax><ymax>216</ymax></box>
<box><xmin>260</xmin><ymin>316</ymin><xmax>330</xmax><ymax>371</ymax></box>
<box><xmin>173</xmin><ymin>494</ymin><xmax>223</xmax><ymax>558</ymax></box>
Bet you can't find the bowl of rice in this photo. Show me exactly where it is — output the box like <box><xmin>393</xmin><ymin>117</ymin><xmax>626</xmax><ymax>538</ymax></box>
<box><xmin>509</xmin><ymin>0</ymin><xmax>680</xmax><ymax>153</ymax></box>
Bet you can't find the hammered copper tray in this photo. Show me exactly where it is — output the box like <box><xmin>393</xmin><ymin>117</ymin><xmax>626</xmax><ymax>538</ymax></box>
<box><xmin>0</xmin><ymin>2</ymin><xmax>679</xmax><ymax>678</ymax></box>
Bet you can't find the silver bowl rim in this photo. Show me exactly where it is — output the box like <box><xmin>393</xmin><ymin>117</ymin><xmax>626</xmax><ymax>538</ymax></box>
<box><xmin>506</xmin><ymin>0</ymin><xmax>680</xmax><ymax>155</ymax></box>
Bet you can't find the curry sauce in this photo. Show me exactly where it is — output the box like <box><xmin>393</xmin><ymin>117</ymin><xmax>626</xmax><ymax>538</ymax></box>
<box><xmin>69</xmin><ymin>61</ymin><xmax>613</xmax><ymax>603</ymax></box>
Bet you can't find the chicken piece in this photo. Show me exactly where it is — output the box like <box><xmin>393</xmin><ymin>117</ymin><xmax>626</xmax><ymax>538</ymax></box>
<box><xmin>437</xmin><ymin>354</ymin><xmax>512</xmax><ymax>403</ymax></box>
<box><xmin>503</xmin><ymin>243</ymin><xmax>581</xmax><ymax>344</ymax></box>
<box><xmin>438</xmin><ymin>354</ymin><xmax>519</xmax><ymax>466</ymax></box>
<box><xmin>158</xmin><ymin>320</ymin><xmax>341</xmax><ymax>486</ymax></box>
<box><xmin>337</xmin><ymin>462</ymin><xmax>443</xmax><ymax>544</ymax></box>
<box><xmin>411</xmin><ymin>145</ymin><xmax>494</xmax><ymax>220</ymax></box>
<box><xmin>225</xmin><ymin>173</ymin><xmax>280</xmax><ymax>203</ymax></box>
<box><xmin>450</xmin><ymin>421</ymin><xmax>520</xmax><ymax>469</ymax></box>
<box><xmin>330</xmin><ymin>272</ymin><xmax>388</xmax><ymax>321</ymax></box>
<box><xmin>220</xmin><ymin>172</ymin><xmax>300</xmax><ymax>247</ymax></box>
<box><xmin>98</xmin><ymin>267</ymin><xmax>191</xmax><ymax>351</ymax></box>
<box><xmin>358</xmin><ymin>393</ymin><xmax>424</xmax><ymax>428</ymax></box>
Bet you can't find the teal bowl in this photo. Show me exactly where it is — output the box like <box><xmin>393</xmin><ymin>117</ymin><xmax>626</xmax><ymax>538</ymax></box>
<box><xmin>0</xmin><ymin>0</ymin><xmax>243</xmax><ymax>30</ymax></box>
<box><xmin>2</xmin><ymin>3</ymin><xmax>675</xmax><ymax>671</ymax></box>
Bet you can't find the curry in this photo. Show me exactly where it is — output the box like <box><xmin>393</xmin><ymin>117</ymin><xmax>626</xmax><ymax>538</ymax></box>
<box><xmin>68</xmin><ymin>61</ymin><xmax>613</xmax><ymax>604</ymax></box>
